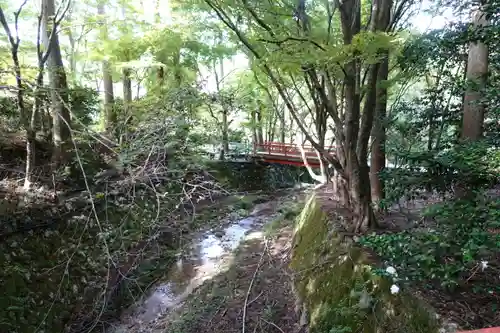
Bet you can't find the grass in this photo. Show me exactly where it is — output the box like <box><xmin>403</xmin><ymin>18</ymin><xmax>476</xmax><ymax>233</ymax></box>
<box><xmin>263</xmin><ymin>201</ymin><xmax>303</xmax><ymax>236</ymax></box>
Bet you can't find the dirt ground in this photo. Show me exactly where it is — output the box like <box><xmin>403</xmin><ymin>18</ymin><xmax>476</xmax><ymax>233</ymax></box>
<box><xmin>153</xmin><ymin>226</ymin><xmax>298</xmax><ymax>333</ymax></box>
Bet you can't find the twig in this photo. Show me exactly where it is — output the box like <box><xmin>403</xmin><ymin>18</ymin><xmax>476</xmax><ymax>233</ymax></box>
<box><xmin>242</xmin><ymin>239</ymin><xmax>268</xmax><ymax>333</ymax></box>
<box><xmin>260</xmin><ymin>318</ymin><xmax>285</xmax><ymax>333</ymax></box>
<box><xmin>247</xmin><ymin>291</ymin><xmax>264</xmax><ymax>307</ymax></box>
<box><xmin>208</xmin><ymin>305</ymin><xmax>223</xmax><ymax>326</ymax></box>
<box><xmin>466</xmin><ymin>263</ymin><xmax>480</xmax><ymax>283</ymax></box>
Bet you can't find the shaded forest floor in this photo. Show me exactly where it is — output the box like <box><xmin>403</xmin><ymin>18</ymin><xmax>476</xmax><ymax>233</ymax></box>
<box><xmin>316</xmin><ymin>186</ymin><xmax>500</xmax><ymax>330</ymax></box>
<box><xmin>140</xmin><ymin>185</ymin><xmax>500</xmax><ymax>333</ymax></box>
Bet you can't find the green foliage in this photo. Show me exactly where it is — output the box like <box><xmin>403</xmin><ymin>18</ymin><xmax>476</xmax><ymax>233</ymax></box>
<box><xmin>68</xmin><ymin>85</ymin><xmax>100</xmax><ymax>127</ymax></box>
<box><xmin>381</xmin><ymin>141</ymin><xmax>499</xmax><ymax>210</ymax></box>
<box><xmin>0</xmin><ymin>96</ymin><xmax>20</xmax><ymax>128</ymax></box>
<box><xmin>361</xmin><ymin>197</ymin><xmax>500</xmax><ymax>291</ymax></box>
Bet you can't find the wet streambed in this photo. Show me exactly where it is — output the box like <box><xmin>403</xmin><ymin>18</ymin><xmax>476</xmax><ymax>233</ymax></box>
<box><xmin>108</xmin><ymin>202</ymin><xmax>276</xmax><ymax>332</ymax></box>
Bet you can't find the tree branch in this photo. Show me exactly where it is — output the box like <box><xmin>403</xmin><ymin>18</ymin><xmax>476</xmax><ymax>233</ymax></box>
<box><xmin>256</xmin><ymin>36</ymin><xmax>326</xmax><ymax>51</ymax></box>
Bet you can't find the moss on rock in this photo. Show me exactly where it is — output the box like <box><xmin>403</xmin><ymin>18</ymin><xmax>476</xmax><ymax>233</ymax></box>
<box><xmin>290</xmin><ymin>195</ymin><xmax>439</xmax><ymax>333</ymax></box>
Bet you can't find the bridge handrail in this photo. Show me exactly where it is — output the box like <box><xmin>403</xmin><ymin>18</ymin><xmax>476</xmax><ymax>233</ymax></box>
<box><xmin>254</xmin><ymin>142</ymin><xmax>336</xmax><ymax>160</ymax></box>
<box><xmin>255</xmin><ymin>141</ymin><xmax>336</xmax><ymax>155</ymax></box>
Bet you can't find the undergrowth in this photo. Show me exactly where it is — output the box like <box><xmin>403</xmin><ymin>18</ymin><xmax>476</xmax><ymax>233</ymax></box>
<box><xmin>360</xmin><ymin>195</ymin><xmax>500</xmax><ymax>292</ymax></box>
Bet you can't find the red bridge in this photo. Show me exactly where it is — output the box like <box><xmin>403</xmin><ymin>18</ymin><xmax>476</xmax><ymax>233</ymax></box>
<box><xmin>253</xmin><ymin>142</ymin><xmax>336</xmax><ymax>167</ymax></box>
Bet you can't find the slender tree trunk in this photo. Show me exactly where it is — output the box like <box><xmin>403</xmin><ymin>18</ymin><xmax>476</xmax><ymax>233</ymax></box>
<box><xmin>219</xmin><ymin>58</ymin><xmax>229</xmax><ymax>158</ymax></box>
<box><xmin>6</xmin><ymin>39</ymin><xmax>33</xmax><ymax>188</ymax></box>
<box><xmin>123</xmin><ymin>67</ymin><xmax>132</xmax><ymax>113</ymax></box>
<box><xmin>44</xmin><ymin>105</ymin><xmax>52</xmax><ymax>135</ymax></box>
<box><xmin>214</xmin><ymin>54</ymin><xmax>229</xmax><ymax>160</ymax></box>
<box><xmin>221</xmin><ymin>109</ymin><xmax>229</xmax><ymax>156</ymax></box>
<box><xmin>98</xmin><ymin>2</ymin><xmax>116</xmax><ymax>133</ymax></box>
<box><xmin>257</xmin><ymin>107</ymin><xmax>264</xmax><ymax>145</ymax></box>
<box><xmin>461</xmin><ymin>8</ymin><xmax>488</xmax><ymax>140</ymax></box>
<box><xmin>370</xmin><ymin>58</ymin><xmax>388</xmax><ymax>207</ymax></box>
<box><xmin>251</xmin><ymin>109</ymin><xmax>258</xmax><ymax>148</ymax></box>
<box><xmin>155</xmin><ymin>0</ymin><xmax>161</xmax><ymax>23</ymax></box>
<box><xmin>43</xmin><ymin>0</ymin><xmax>71</xmax><ymax>166</ymax></box>
<box><xmin>26</xmin><ymin>73</ymin><xmax>45</xmax><ymax>189</ymax></box>
<box><xmin>280</xmin><ymin>106</ymin><xmax>286</xmax><ymax>143</ymax></box>
<box><xmin>456</xmin><ymin>6</ymin><xmax>489</xmax><ymax>198</ymax></box>
<box><xmin>172</xmin><ymin>51</ymin><xmax>182</xmax><ymax>87</ymax></box>
<box><xmin>368</xmin><ymin>0</ymin><xmax>392</xmax><ymax>210</ymax></box>
<box><xmin>65</xmin><ymin>24</ymin><xmax>77</xmax><ymax>84</ymax></box>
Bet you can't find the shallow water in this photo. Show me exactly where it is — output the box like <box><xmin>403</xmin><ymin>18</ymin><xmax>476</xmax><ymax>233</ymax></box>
<box><xmin>110</xmin><ymin>208</ymin><xmax>269</xmax><ymax>332</ymax></box>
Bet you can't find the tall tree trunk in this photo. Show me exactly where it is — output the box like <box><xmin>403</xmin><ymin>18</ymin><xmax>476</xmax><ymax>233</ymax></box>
<box><xmin>256</xmin><ymin>106</ymin><xmax>264</xmax><ymax>145</ymax></box>
<box><xmin>370</xmin><ymin>57</ymin><xmax>388</xmax><ymax>207</ymax></box>
<box><xmin>214</xmin><ymin>54</ymin><xmax>229</xmax><ymax>160</ymax></box>
<box><xmin>456</xmin><ymin>6</ymin><xmax>489</xmax><ymax>198</ymax></box>
<box><xmin>0</xmin><ymin>6</ymin><xmax>37</xmax><ymax>189</ymax></box>
<box><xmin>221</xmin><ymin>109</ymin><xmax>229</xmax><ymax>158</ymax></box>
<box><xmin>27</xmin><ymin>72</ymin><xmax>45</xmax><ymax>189</ymax></box>
<box><xmin>369</xmin><ymin>0</ymin><xmax>392</xmax><ymax>209</ymax></box>
<box><xmin>123</xmin><ymin>67</ymin><xmax>132</xmax><ymax>114</ymax></box>
<box><xmin>461</xmin><ymin>8</ymin><xmax>488</xmax><ymax>140</ymax></box>
<box><xmin>98</xmin><ymin>2</ymin><xmax>116</xmax><ymax>133</ymax></box>
<box><xmin>339</xmin><ymin>0</ymin><xmax>377</xmax><ymax>232</ymax></box>
<box><xmin>43</xmin><ymin>0</ymin><xmax>71</xmax><ymax>166</ymax></box>
<box><xmin>219</xmin><ymin>58</ymin><xmax>229</xmax><ymax>159</ymax></box>
<box><xmin>172</xmin><ymin>51</ymin><xmax>182</xmax><ymax>87</ymax></box>
<box><xmin>280</xmin><ymin>106</ymin><xmax>286</xmax><ymax>143</ymax></box>
<box><xmin>65</xmin><ymin>22</ymin><xmax>77</xmax><ymax>84</ymax></box>
<box><xmin>288</xmin><ymin>111</ymin><xmax>294</xmax><ymax>143</ymax></box>
<box><xmin>251</xmin><ymin>109</ymin><xmax>258</xmax><ymax>148</ymax></box>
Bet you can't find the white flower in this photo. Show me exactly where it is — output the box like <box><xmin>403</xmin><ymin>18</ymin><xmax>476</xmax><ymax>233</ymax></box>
<box><xmin>390</xmin><ymin>284</ymin><xmax>400</xmax><ymax>295</ymax></box>
<box><xmin>385</xmin><ymin>266</ymin><xmax>397</xmax><ymax>276</ymax></box>
<box><xmin>481</xmin><ymin>261</ymin><xmax>488</xmax><ymax>271</ymax></box>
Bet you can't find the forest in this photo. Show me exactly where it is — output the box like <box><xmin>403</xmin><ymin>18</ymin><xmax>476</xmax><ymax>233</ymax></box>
<box><xmin>0</xmin><ymin>0</ymin><xmax>499</xmax><ymax>332</ymax></box>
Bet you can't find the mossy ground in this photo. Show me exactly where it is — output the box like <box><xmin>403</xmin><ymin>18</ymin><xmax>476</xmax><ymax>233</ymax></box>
<box><xmin>290</xmin><ymin>195</ymin><xmax>440</xmax><ymax>333</ymax></box>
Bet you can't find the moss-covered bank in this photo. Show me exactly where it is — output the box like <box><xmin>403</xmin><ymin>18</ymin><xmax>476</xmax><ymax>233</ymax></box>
<box><xmin>290</xmin><ymin>195</ymin><xmax>440</xmax><ymax>333</ymax></box>
<box><xmin>207</xmin><ymin>160</ymin><xmax>313</xmax><ymax>191</ymax></box>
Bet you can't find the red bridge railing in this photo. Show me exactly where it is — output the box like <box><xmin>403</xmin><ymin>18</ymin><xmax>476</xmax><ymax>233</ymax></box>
<box><xmin>254</xmin><ymin>141</ymin><xmax>336</xmax><ymax>158</ymax></box>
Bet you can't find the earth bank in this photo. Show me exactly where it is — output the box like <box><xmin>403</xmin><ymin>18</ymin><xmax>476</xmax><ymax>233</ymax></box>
<box><xmin>290</xmin><ymin>195</ymin><xmax>440</xmax><ymax>333</ymax></box>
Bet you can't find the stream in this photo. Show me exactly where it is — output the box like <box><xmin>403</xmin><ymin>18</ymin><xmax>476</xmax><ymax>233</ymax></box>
<box><xmin>109</xmin><ymin>201</ymin><xmax>278</xmax><ymax>332</ymax></box>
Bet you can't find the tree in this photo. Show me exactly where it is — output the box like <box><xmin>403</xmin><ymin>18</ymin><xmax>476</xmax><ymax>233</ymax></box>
<box><xmin>0</xmin><ymin>0</ymin><xmax>69</xmax><ymax>188</ymax></box>
<box><xmin>97</xmin><ymin>0</ymin><xmax>116</xmax><ymax>132</ymax></box>
<box><xmin>0</xmin><ymin>1</ymin><xmax>32</xmax><ymax>187</ymax></box>
<box><xmin>461</xmin><ymin>4</ymin><xmax>489</xmax><ymax>141</ymax></box>
<box><xmin>197</xmin><ymin>0</ymin><xmax>411</xmax><ymax>232</ymax></box>
<box><xmin>43</xmin><ymin>0</ymin><xmax>72</xmax><ymax>165</ymax></box>
<box><xmin>369</xmin><ymin>0</ymin><xmax>393</xmax><ymax>208</ymax></box>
